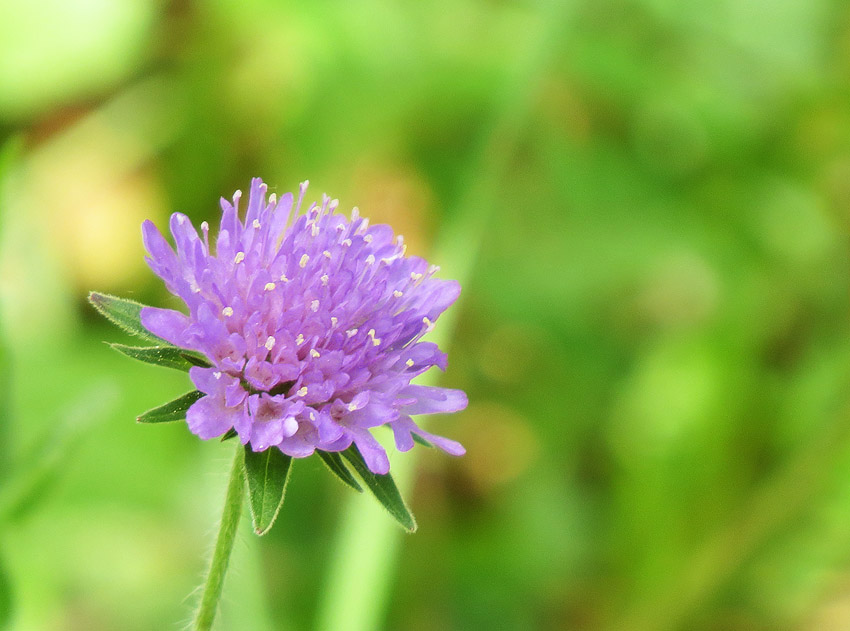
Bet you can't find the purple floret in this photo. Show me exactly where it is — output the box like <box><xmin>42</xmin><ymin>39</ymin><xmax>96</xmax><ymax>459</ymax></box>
<box><xmin>139</xmin><ymin>178</ymin><xmax>466</xmax><ymax>474</ymax></box>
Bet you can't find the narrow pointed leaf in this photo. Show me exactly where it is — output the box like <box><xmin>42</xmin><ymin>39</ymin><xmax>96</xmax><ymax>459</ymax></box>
<box><xmin>244</xmin><ymin>446</ymin><xmax>292</xmax><ymax>535</ymax></box>
<box><xmin>88</xmin><ymin>292</ymin><xmax>167</xmax><ymax>344</ymax></box>
<box><xmin>137</xmin><ymin>390</ymin><xmax>204</xmax><ymax>423</ymax></box>
<box><xmin>220</xmin><ymin>428</ymin><xmax>238</xmax><ymax>442</ymax></box>
<box><xmin>341</xmin><ymin>446</ymin><xmax>417</xmax><ymax>532</ymax></box>
<box><xmin>181</xmin><ymin>351</ymin><xmax>213</xmax><ymax>368</ymax></box>
<box><xmin>411</xmin><ymin>434</ymin><xmax>433</xmax><ymax>448</ymax></box>
<box><xmin>317</xmin><ymin>450</ymin><xmax>362</xmax><ymax>493</ymax></box>
<box><xmin>109</xmin><ymin>343</ymin><xmax>210</xmax><ymax>372</ymax></box>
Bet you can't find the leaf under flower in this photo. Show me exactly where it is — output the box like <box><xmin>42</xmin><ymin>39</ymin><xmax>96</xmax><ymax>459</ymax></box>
<box><xmin>243</xmin><ymin>446</ymin><xmax>292</xmax><ymax>535</ymax></box>
<box><xmin>88</xmin><ymin>292</ymin><xmax>169</xmax><ymax>345</ymax></box>
<box><xmin>109</xmin><ymin>343</ymin><xmax>211</xmax><ymax>372</ymax></box>
<box><xmin>341</xmin><ymin>446</ymin><xmax>416</xmax><ymax>532</ymax></box>
<box><xmin>137</xmin><ymin>390</ymin><xmax>204</xmax><ymax>423</ymax></box>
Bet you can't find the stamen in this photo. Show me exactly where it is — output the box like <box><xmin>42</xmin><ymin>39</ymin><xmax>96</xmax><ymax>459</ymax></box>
<box><xmin>321</xmin><ymin>274</ymin><xmax>329</xmax><ymax>285</ymax></box>
<box><xmin>423</xmin><ymin>316</ymin><xmax>434</xmax><ymax>331</ymax></box>
<box><xmin>367</xmin><ymin>328</ymin><xmax>381</xmax><ymax>346</ymax></box>
<box><xmin>342</xmin><ymin>238</ymin><xmax>352</xmax><ymax>246</ymax></box>
<box><xmin>265</xmin><ymin>336</ymin><xmax>276</xmax><ymax>350</ymax></box>
<box><xmin>346</xmin><ymin>328</ymin><xmax>358</xmax><ymax>338</ymax></box>
<box><xmin>234</xmin><ymin>251</ymin><xmax>245</xmax><ymax>264</ymax></box>
<box><xmin>280</xmin><ymin>274</ymin><xmax>289</xmax><ymax>282</ymax></box>
<box><xmin>310</xmin><ymin>349</ymin><xmax>321</xmax><ymax>358</ymax></box>
<box><xmin>347</xmin><ymin>402</ymin><xmax>358</xmax><ymax>411</ymax></box>
<box><xmin>323</xmin><ymin>250</ymin><xmax>332</xmax><ymax>259</ymax></box>
<box><xmin>311</xmin><ymin>223</ymin><xmax>320</xmax><ymax>237</ymax></box>
<box><xmin>264</xmin><ymin>282</ymin><xmax>276</xmax><ymax>291</ymax></box>
<box><xmin>310</xmin><ymin>300</ymin><xmax>319</xmax><ymax>312</ymax></box>
<box><xmin>252</xmin><ymin>219</ymin><xmax>261</xmax><ymax>229</ymax></box>
<box><xmin>393</xmin><ymin>290</ymin><xmax>403</xmax><ymax>298</ymax></box>
<box><xmin>296</xmin><ymin>334</ymin><xmax>304</xmax><ymax>345</ymax></box>
<box><xmin>365</xmin><ymin>255</ymin><xmax>375</xmax><ymax>265</ymax></box>
<box><xmin>405</xmin><ymin>359</ymin><xmax>414</xmax><ymax>367</ymax></box>
<box><xmin>214</xmin><ymin>371</ymin><xmax>222</xmax><ymax>379</ymax></box>
<box><xmin>364</xmin><ymin>234</ymin><xmax>373</xmax><ymax>243</ymax></box>
<box><xmin>297</xmin><ymin>386</ymin><xmax>308</xmax><ymax>397</ymax></box>
<box><xmin>411</xmin><ymin>272</ymin><xmax>423</xmax><ymax>281</ymax></box>
<box><xmin>222</xmin><ymin>307</ymin><xmax>234</xmax><ymax>317</ymax></box>
<box><xmin>299</xmin><ymin>254</ymin><xmax>310</xmax><ymax>268</ymax></box>
<box><xmin>330</xmin><ymin>316</ymin><xmax>338</xmax><ymax>327</ymax></box>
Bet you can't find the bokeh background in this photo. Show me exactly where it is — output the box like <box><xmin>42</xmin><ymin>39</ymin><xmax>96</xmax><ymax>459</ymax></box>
<box><xmin>2</xmin><ymin>0</ymin><xmax>850</xmax><ymax>630</ymax></box>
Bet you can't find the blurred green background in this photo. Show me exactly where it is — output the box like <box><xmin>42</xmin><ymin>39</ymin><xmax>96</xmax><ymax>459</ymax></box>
<box><xmin>2</xmin><ymin>0</ymin><xmax>850</xmax><ymax>629</ymax></box>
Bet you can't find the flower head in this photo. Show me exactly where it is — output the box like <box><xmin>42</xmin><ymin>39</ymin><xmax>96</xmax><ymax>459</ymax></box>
<box><xmin>140</xmin><ymin>178</ymin><xmax>466</xmax><ymax>474</ymax></box>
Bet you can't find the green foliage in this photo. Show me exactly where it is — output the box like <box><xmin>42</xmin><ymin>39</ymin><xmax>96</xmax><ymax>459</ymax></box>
<box><xmin>109</xmin><ymin>343</ymin><xmax>210</xmax><ymax>372</ymax></box>
<box><xmin>243</xmin><ymin>446</ymin><xmax>293</xmax><ymax>536</ymax></box>
<box><xmin>316</xmin><ymin>451</ymin><xmax>363</xmax><ymax>493</ymax></box>
<box><xmin>136</xmin><ymin>390</ymin><xmax>203</xmax><ymax>424</ymax></box>
<box><xmin>87</xmin><ymin>292</ymin><xmax>167</xmax><ymax>345</ymax></box>
<box><xmin>341</xmin><ymin>447</ymin><xmax>416</xmax><ymax>533</ymax></box>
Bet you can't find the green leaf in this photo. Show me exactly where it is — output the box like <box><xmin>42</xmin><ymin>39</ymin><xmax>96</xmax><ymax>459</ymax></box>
<box><xmin>220</xmin><ymin>428</ymin><xmax>238</xmax><ymax>442</ymax></box>
<box><xmin>87</xmin><ymin>292</ymin><xmax>167</xmax><ymax>344</ymax></box>
<box><xmin>109</xmin><ymin>343</ymin><xmax>210</xmax><ymax>372</ymax></box>
<box><xmin>341</xmin><ymin>446</ymin><xmax>417</xmax><ymax>532</ymax></box>
<box><xmin>411</xmin><ymin>433</ymin><xmax>433</xmax><ymax>448</ymax></box>
<box><xmin>317</xmin><ymin>451</ymin><xmax>362</xmax><ymax>493</ymax></box>
<box><xmin>243</xmin><ymin>446</ymin><xmax>292</xmax><ymax>535</ymax></box>
<box><xmin>137</xmin><ymin>390</ymin><xmax>204</xmax><ymax>423</ymax></box>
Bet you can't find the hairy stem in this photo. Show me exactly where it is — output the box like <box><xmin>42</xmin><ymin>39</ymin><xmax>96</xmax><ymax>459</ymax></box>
<box><xmin>194</xmin><ymin>445</ymin><xmax>245</xmax><ymax>631</ymax></box>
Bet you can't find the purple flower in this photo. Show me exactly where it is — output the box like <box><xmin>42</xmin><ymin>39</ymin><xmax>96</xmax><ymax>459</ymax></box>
<box><xmin>139</xmin><ymin>178</ymin><xmax>466</xmax><ymax>474</ymax></box>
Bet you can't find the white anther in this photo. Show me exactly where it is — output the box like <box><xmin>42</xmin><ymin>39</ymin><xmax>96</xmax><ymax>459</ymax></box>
<box><xmin>323</xmin><ymin>250</ymin><xmax>332</xmax><ymax>258</ymax></box>
<box><xmin>365</xmin><ymin>255</ymin><xmax>375</xmax><ymax>265</ymax></box>
<box><xmin>177</xmin><ymin>215</ymin><xmax>186</xmax><ymax>224</ymax></box>
<box><xmin>405</xmin><ymin>359</ymin><xmax>414</xmax><ymax>367</ymax></box>
<box><xmin>393</xmin><ymin>290</ymin><xmax>403</xmax><ymax>298</ymax></box>
<box><xmin>310</xmin><ymin>300</ymin><xmax>319</xmax><ymax>312</ymax></box>
<box><xmin>233</xmin><ymin>190</ymin><xmax>242</xmax><ymax>203</ymax></box>
<box><xmin>297</xmin><ymin>386</ymin><xmax>308</xmax><ymax>397</ymax></box>
<box><xmin>411</xmin><ymin>272</ymin><xmax>423</xmax><ymax>281</ymax></box>
<box><xmin>342</xmin><ymin>238</ymin><xmax>352</xmax><ymax>246</ymax></box>
<box><xmin>234</xmin><ymin>251</ymin><xmax>245</xmax><ymax>264</ymax></box>
<box><xmin>347</xmin><ymin>402</ymin><xmax>358</xmax><ymax>412</ymax></box>
<box><xmin>264</xmin><ymin>282</ymin><xmax>276</xmax><ymax>291</ymax></box>
<box><xmin>422</xmin><ymin>316</ymin><xmax>434</xmax><ymax>331</ymax></box>
<box><xmin>265</xmin><ymin>336</ymin><xmax>276</xmax><ymax>350</ymax></box>
<box><xmin>222</xmin><ymin>307</ymin><xmax>234</xmax><ymax>317</ymax></box>
<box><xmin>252</xmin><ymin>219</ymin><xmax>261</xmax><ymax>229</ymax></box>
<box><xmin>280</xmin><ymin>274</ymin><xmax>289</xmax><ymax>282</ymax></box>
<box><xmin>368</xmin><ymin>328</ymin><xmax>381</xmax><ymax>346</ymax></box>
<box><xmin>269</xmin><ymin>193</ymin><xmax>277</xmax><ymax>204</ymax></box>
<box><xmin>364</xmin><ymin>234</ymin><xmax>373</xmax><ymax>243</ymax></box>
<box><xmin>200</xmin><ymin>221</ymin><xmax>209</xmax><ymax>231</ymax></box>
<box><xmin>310</xmin><ymin>349</ymin><xmax>321</xmax><ymax>358</ymax></box>
<box><xmin>296</xmin><ymin>334</ymin><xmax>304</xmax><ymax>345</ymax></box>
<box><xmin>346</xmin><ymin>328</ymin><xmax>358</xmax><ymax>338</ymax></box>
<box><xmin>311</xmin><ymin>223</ymin><xmax>320</xmax><ymax>237</ymax></box>
<box><xmin>401</xmin><ymin>244</ymin><xmax>407</xmax><ymax>255</ymax></box>
<box><xmin>214</xmin><ymin>371</ymin><xmax>222</xmax><ymax>379</ymax></box>
<box><xmin>299</xmin><ymin>254</ymin><xmax>310</xmax><ymax>268</ymax></box>
<box><xmin>321</xmin><ymin>274</ymin><xmax>329</xmax><ymax>286</ymax></box>
<box><xmin>428</xmin><ymin>265</ymin><xmax>440</xmax><ymax>274</ymax></box>
<box><xmin>330</xmin><ymin>317</ymin><xmax>338</xmax><ymax>327</ymax></box>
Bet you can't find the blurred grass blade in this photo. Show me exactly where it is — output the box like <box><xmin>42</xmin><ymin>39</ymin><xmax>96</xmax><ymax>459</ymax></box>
<box><xmin>244</xmin><ymin>446</ymin><xmax>292</xmax><ymax>535</ymax></box>
<box><xmin>88</xmin><ymin>292</ymin><xmax>168</xmax><ymax>345</ymax></box>
<box><xmin>341</xmin><ymin>446</ymin><xmax>416</xmax><ymax>533</ymax></box>
<box><xmin>0</xmin><ymin>551</ymin><xmax>11</xmax><ymax>631</ymax></box>
<box><xmin>137</xmin><ymin>390</ymin><xmax>203</xmax><ymax>423</ymax></box>
<box><xmin>109</xmin><ymin>343</ymin><xmax>209</xmax><ymax>372</ymax></box>
<box><xmin>317</xmin><ymin>451</ymin><xmax>363</xmax><ymax>493</ymax></box>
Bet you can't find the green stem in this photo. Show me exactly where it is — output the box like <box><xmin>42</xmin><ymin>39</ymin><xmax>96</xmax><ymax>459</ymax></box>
<box><xmin>194</xmin><ymin>445</ymin><xmax>245</xmax><ymax>631</ymax></box>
